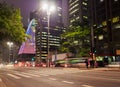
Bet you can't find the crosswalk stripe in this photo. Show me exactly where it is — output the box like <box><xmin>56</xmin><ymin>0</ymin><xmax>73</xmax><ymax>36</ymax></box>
<box><xmin>7</xmin><ymin>74</ymin><xmax>21</xmax><ymax>79</ymax></box>
<box><xmin>14</xmin><ymin>73</ymin><xmax>32</xmax><ymax>78</ymax></box>
<box><xmin>31</xmin><ymin>70</ymin><xmax>64</xmax><ymax>75</ymax></box>
<box><xmin>9</xmin><ymin>68</ymin><xmax>81</xmax><ymax>78</ymax></box>
<box><xmin>25</xmin><ymin>71</ymin><xmax>49</xmax><ymax>76</ymax></box>
<box><xmin>21</xmin><ymin>72</ymin><xmax>40</xmax><ymax>77</ymax></box>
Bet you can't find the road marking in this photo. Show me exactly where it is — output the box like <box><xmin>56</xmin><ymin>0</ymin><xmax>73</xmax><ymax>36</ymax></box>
<box><xmin>7</xmin><ymin>74</ymin><xmax>21</xmax><ymax>79</ymax></box>
<box><xmin>21</xmin><ymin>72</ymin><xmax>40</xmax><ymax>77</ymax></box>
<box><xmin>0</xmin><ymin>78</ymin><xmax>2</xmax><ymax>82</ymax></box>
<box><xmin>26</xmin><ymin>71</ymin><xmax>49</xmax><ymax>76</ymax></box>
<box><xmin>82</xmin><ymin>85</ymin><xmax>94</xmax><ymax>87</ymax></box>
<box><xmin>14</xmin><ymin>73</ymin><xmax>32</xmax><ymax>78</ymax></box>
<box><xmin>62</xmin><ymin>81</ymin><xmax>74</xmax><ymax>84</ymax></box>
<box><xmin>79</xmin><ymin>75</ymin><xmax>120</xmax><ymax>82</ymax></box>
<box><xmin>39</xmin><ymin>74</ymin><xmax>49</xmax><ymax>76</ymax></box>
<box><xmin>49</xmin><ymin>78</ymin><xmax>57</xmax><ymax>80</ymax></box>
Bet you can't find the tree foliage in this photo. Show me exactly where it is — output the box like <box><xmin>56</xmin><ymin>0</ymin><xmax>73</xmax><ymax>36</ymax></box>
<box><xmin>60</xmin><ymin>21</ymin><xmax>90</xmax><ymax>57</ymax></box>
<box><xmin>0</xmin><ymin>2</ymin><xmax>26</xmax><ymax>45</ymax></box>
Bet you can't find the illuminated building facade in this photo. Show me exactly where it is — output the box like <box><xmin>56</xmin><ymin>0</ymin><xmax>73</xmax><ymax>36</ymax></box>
<box><xmin>68</xmin><ymin>0</ymin><xmax>90</xmax><ymax>56</ymax></box>
<box><xmin>30</xmin><ymin>0</ymin><xmax>65</xmax><ymax>62</ymax></box>
<box><xmin>68</xmin><ymin>0</ymin><xmax>89</xmax><ymax>26</ymax></box>
<box><xmin>91</xmin><ymin>0</ymin><xmax>120</xmax><ymax>56</ymax></box>
<box><xmin>68</xmin><ymin>0</ymin><xmax>120</xmax><ymax>57</ymax></box>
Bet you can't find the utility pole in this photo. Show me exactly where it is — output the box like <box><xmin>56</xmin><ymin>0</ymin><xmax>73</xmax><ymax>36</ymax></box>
<box><xmin>90</xmin><ymin>0</ymin><xmax>96</xmax><ymax>68</ymax></box>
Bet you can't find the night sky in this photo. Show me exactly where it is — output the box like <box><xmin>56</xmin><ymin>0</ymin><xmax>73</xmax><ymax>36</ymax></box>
<box><xmin>0</xmin><ymin>0</ymin><xmax>68</xmax><ymax>27</ymax></box>
<box><xmin>0</xmin><ymin>0</ymin><xmax>41</xmax><ymax>27</ymax></box>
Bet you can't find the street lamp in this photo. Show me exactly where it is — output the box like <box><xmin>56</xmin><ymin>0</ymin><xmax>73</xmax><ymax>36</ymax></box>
<box><xmin>7</xmin><ymin>42</ymin><xmax>13</xmax><ymax>63</ymax></box>
<box><xmin>42</xmin><ymin>2</ymin><xmax>55</xmax><ymax>67</ymax></box>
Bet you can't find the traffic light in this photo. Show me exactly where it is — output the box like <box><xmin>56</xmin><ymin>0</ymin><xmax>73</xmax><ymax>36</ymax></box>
<box><xmin>93</xmin><ymin>47</ymin><xmax>96</xmax><ymax>53</ymax></box>
<box><xmin>94</xmin><ymin>49</ymin><xmax>97</xmax><ymax>53</ymax></box>
<box><xmin>31</xmin><ymin>57</ymin><xmax>35</xmax><ymax>61</ymax></box>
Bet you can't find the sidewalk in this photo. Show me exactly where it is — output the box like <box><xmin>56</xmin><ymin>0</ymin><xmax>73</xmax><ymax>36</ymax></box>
<box><xmin>62</xmin><ymin>67</ymin><xmax>120</xmax><ymax>71</ymax></box>
<box><xmin>1</xmin><ymin>64</ymin><xmax>120</xmax><ymax>72</ymax></box>
<box><xmin>97</xmin><ymin>67</ymin><xmax>120</xmax><ymax>71</ymax></box>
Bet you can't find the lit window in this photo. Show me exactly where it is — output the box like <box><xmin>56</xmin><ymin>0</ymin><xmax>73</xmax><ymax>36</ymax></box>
<box><xmin>102</xmin><ymin>21</ymin><xmax>107</xmax><ymax>26</ymax></box>
<box><xmin>76</xmin><ymin>16</ymin><xmax>79</xmax><ymax>20</ymax></box>
<box><xmin>83</xmin><ymin>16</ymin><xmax>88</xmax><ymax>19</ymax></box>
<box><xmin>70</xmin><ymin>19</ymin><xmax>75</xmax><ymax>23</ymax></box>
<box><xmin>58</xmin><ymin>14</ymin><xmax>61</xmax><ymax>16</ymax></box>
<box><xmin>82</xmin><ymin>2</ymin><xmax>87</xmax><ymax>5</ymax></box>
<box><xmin>98</xmin><ymin>35</ymin><xmax>103</xmax><ymax>40</ymax></box>
<box><xmin>70</xmin><ymin>8</ymin><xmax>79</xmax><ymax>15</ymax></box>
<box><xmin>112</xmin><ymin>16</ymin><xmax>119</xmax><ymax>23</ymax></box>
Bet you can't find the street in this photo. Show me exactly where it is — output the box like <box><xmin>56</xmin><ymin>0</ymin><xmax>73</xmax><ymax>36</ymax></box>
<box><xmin>0</xmin><ymin>67</ymin><xmax>120</xmax><ymax>87</ymax></box>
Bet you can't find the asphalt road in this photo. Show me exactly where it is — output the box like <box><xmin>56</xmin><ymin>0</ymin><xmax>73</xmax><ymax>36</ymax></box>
<box><xmin>0</xmin><ymin>67</ymin><xmax>120</xmax><ymax>87</ymax></box>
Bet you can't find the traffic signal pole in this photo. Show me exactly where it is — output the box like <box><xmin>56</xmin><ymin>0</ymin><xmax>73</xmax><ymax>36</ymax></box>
<box><xmin>90</xmin><ymin>0</ymin><xmax>96</xmax><ymax>68</ymax></box>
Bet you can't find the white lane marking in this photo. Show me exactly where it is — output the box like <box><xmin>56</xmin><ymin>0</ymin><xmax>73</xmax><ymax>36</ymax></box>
<box><xmin>82</xmin><ymin>85</ymin><xmax>94</xmax><ymax>87</ymax></box>
<box><xmin>49</xmin><ymin>78</ymin><xmax>57</xmax><ymax>80</ymax></box>
<box><xmin>21</xmin><ymin>72</ymin><xmax>40</xmax><ymax>77</ymax></box>
<box><xmin>14</xmin><ymin>73</ymin><xmax>32</xmax><ymax>78</ymax></box>
<box><xmin>79</xmin><ymin>75</ymin><xmax>120</xmax><ymax>82</ymax></box>
<box><xmin>7</xmin><ymin>74</ymin><xmax>21</xmax><ymax>79</ymax></box>
<box><xmin>0</xmin><ymin>78</ymin><xmax>2</xmax><ymax>82</ymax></box>
<box><xmin>39</xmin><ymin>74</ymin><xmax>49</xmax><ymax>76</ymax></box>
<box><xmin>25</xmin><ymin>71</ymin><xmax>49</xmax><ymax>76</ymax></box>
<box><xmin>62</xmin><ymin>81</ymin><xmax>74</xmax><ymax>84</ymax></box>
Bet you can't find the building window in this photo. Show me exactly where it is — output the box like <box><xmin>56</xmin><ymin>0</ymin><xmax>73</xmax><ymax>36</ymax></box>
<box><xmin>82</xmin><ymin>2</ymin><xmax>88</xmax><ymax>6</ymax></box>
<box><xmin>83</xmin><ymin>15</ymin><xmax>88</xmax><ymax>19</ymax></box>
<box><xmin>70</xmin><ymin>19</ymin><xmax>75</xmax><ymax>23</ymax></box>
<box><xmin>69</xmin><ymin>3</ymin><xmax>79</xmax><ymax>12</ymax></box>
<box><xmin>58</xmin><ymin>13</ymin><xmax>61</xmax><ymax>16</ymax></box>
<box><xmin>70</xmin><ymin>8</ymin><xmax>79</xmax><ymax>15</ymax></box>
<box><xmin>76</xmin><ymin>16</ymin><xmax>79</xmax><ymax>20</ymax></box>
<box><xmin>98</xmin><ymin>35</ymin><xmax>103</xmax><ymax>40</ymax></box>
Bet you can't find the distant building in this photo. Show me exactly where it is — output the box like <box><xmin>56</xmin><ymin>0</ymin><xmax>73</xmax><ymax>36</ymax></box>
<box><xmin>68</xmin><ymin>0</ymin><xmax>89</xmax><ymax>26</ymax></box>
<box><xmin>18</xmin><ymin>19</ymin><xmax>36</xmax><ymax>61</ymax></box>
<box><xmin>30</xmin><ymin>0</ymin><xmax>65</xmax><ymax>62</ymax></box>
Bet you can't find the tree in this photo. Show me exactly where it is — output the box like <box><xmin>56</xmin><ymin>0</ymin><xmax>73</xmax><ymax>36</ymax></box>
<box><xmin>60</xmin><ymin>21</ymin><xmax>90</xmax><ymax>57</ymax></box>
<box><xmin>0</xmin><ymin>2</ymin><xmax>26</xmax><ymax>45</ymax></box>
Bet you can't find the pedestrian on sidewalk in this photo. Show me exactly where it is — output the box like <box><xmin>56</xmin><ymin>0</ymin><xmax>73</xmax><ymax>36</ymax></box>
<box><xmin>85</xmin><ymin>59</ymin><xmax>89</xmax><ymax>69</ymax></box>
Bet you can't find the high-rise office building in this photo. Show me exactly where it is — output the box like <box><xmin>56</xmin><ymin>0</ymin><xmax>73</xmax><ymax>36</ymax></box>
<box><xmin>68</xmin><ymin>0</ymin><xmax>120</xmax><ymax>57</ymax></box>
<box><xmin>68</xmin><ymin>0</ymin><xmax>89</xmax><ymax>26</ymax></box>
<box><xmin>91</xmin><ymin>0</ymin><xmax>120</xmax><ymax>56</ymax></box>
<box><xmin>68</xmin><ymin>0</ymin><xmax>90</xmax><ymax>56</ymax></box>
<box><xmin>30</xmin><ymin>0</ymin><xmax>64</xmax><ymax>62</ymax></box>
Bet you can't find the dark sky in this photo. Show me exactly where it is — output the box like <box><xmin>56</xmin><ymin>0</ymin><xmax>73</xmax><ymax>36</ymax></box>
<box><xmin>0</xmin><ymin>0</ymin><xmax>68</xmax><ymax>27</ymax></box>
<box><xmin>0</xmin><ymin>0</ymin><xmax>40</xmax><ymax>27</ymax></box>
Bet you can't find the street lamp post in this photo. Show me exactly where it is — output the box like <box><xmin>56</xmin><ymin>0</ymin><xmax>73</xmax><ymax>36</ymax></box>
<box><xmin>47</xmin><ymin>8</ymin><xmax>50</xmax><ymax>67</ymax></box>
<box><xmin>42</xmin><ymin>2</ymin><xmax>55</xmax><ymax>67</ymax></box>
<box><xmin>7</xmin><ymin>42</ymin><xmax>13</xmax><ymax>63</ymax></box>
